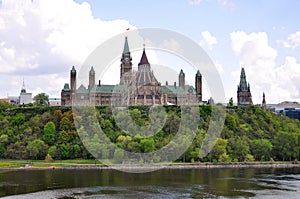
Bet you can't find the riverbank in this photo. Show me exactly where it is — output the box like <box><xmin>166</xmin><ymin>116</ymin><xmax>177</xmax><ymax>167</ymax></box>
<box><xmin>1</xmin><ymin>160</ymin><xmax>300</xmax><ymax>170</ymax></box>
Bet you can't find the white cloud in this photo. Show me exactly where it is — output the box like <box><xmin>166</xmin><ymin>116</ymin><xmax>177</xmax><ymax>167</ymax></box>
<box><xmin>200</xmin><ymin>31</ymin><xmax>217</xmax><ymax>50</ymax></box>
<box><xmin>0</xmin><ymin>0</ymin><xmax>135</xmax><ymax>98</ymax></box>
<box><xmin>215</xmin><ymin>63</ymin><xmax>224</xmax><ymax>74</ymax></box>
<box><xmin>189</xmin><ymin>0</ymin><xmax>202</xmax><ymax>5</ymax></box>
<box><xmin>217</xmin><ymin>0</ymin><xmax>235</xmax><ymax>10</ymax></box>
<box><xmin>277</xmin><ymin>31</ymin><xmax>300</xmax><ymax>49</ymax></box>
<box><xmin>230</xmin><ymin>31</ymin><xmax>300</xmax><ymax>104</ymax></box>
<box><xmin>189</xmin><ymin>0</ymin><xmax>235</xmax><ymax>9</ymax></box>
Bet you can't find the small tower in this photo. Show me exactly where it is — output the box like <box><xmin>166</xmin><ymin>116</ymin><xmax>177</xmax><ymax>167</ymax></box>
<box><xmin>179</xmin><ymin>69</ymin><xmax>185</xmax><ymax>89</ymax></box>
<box><xmin>237</xmin><ymin>67</ymin><xmax>252</xmax><ymax>105</ymax></box>
<box><xmin>88</xmin><ymin>66</ymin><xmax>95</xmax><ymax>90</ymax></box>
<box><xmin>70</xmin><ymin>66</ymin><xmax>76</xmax><ymax>93</ymax></box>
<box><xmin>20</xmin><ymin>79</ymin><xmax>32</xmax><ymax>105</ymax></box>
<box><xmin>262</xmin><ymin>92</ymin><xmax>266</xmax><ymax>109</ymax></box>
<box><xmin>21</xmin><ymin>79</ymin><xmax>26</xmax><ymax>93</ymax></box>
<box><xmin>195</xmin><ymin>70</ymin><xmax>202</xmax><ymax>102</ymax></box>
<box><xmin>120</xmin><ymin>36</ymin><xmax>132</xmax><ymax>83</ymax></box>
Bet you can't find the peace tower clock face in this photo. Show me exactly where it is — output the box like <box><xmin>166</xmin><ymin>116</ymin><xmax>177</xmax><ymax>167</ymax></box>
<box><xmin>124</xmin><ymin>57</ymin><xmax>130</xmax><ymax>63</ymax></box>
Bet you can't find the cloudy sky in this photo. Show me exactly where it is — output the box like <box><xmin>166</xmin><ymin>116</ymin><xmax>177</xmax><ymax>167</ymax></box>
<box><xmin>0</xmin><ymin>0</ymin><xmax>299</xmax><ymax>104</ymax></box>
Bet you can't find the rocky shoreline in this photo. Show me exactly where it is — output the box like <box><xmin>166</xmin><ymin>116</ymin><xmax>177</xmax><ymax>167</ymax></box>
<box><xmin>2</xmin><ymin>163</ymin><xmax>300</xmax><ymax>171</ymax></box>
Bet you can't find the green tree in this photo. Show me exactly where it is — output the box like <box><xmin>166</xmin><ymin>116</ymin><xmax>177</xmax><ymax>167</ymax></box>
<box><xmin>59</xmin><ymin>143</ymin><xmax>70</xmax><ymax>159</ymax></box>
<box><xmin>227</xmin><ymin>97</ymin><xmax>234</xmax><ymax>108</ymax></box>
<box><xmin>33</xmin><ymin>93</ymin><xmax>49</xmax><ymax>106</ymax></box>
<box><xmin>113</xmin><ymin>148</ymin><xmax>124</xmax><ymax>163</ymax></box>
<box><xmin>27</xmin><ymin>139</ymin><xmax>48</xmax><ymax>160</ymax></box>
<box><xmin>58</xmin><ymin>130</ymin><xmax>70</xmax><ymax>143</ymax></box>
<box><xmin>274</xmin><ymin>131</ymin><xmax>298</xmax><ymax>161</ymax></box>
<box><xmin>228</xmin><ymin>136</ymin><xmax>250</xmax><ymax>162</ymax></box>
<box><xmin>60</xmin><ymin>117</ymin><xmax>71</xmax><ymax>131</ymax></box>
<box><xmin>209</xmin><ymin>138</ymin><xmax>228</xmax><ymax>162</ymax></box>
<box><xmin>43</xmin><ymin>122</ymin><xmax>56</xmax><ymax>145</ymax></box>
<box><xmin>48</xmin><ymin>145</ymin><xmax>57</xmax><ymax>159</ymax></box>
<box><xmin>251</xmin><ymin>139</ymin><xmax>273</xmax><ymax>161</ymax></box>
<box><xmin>140</xmin><ymin>138</ymin><xmax>156</xmax><ymax>153</ymax></box>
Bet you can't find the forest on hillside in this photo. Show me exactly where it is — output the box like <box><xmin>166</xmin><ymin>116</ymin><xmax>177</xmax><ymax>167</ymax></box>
<box><xmin>0</xmin><ymin>102</ymin><xmax>299</xmax><ymax>163</ymax></box>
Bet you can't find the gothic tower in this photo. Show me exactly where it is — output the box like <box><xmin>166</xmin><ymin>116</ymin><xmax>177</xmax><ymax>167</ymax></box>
<box><xmin>179</xmin><ymin>69</ymin><xmax>185</xmax><ymax>89</ymax></box>
<box><xmin>88</xmin><ymin>66</ymin><xmax>95</xmax><ymax>90</ymax></box>
<box><xmin>195</xmin><ymin>70</ymin><xmax>202</xmax><ymax>102</ymax></box>
<box><xmin>120</xmin><ymin>36</ymin><xmax>132</xmax><ymax>84</ymax></box>
<box><xmin>262</xmin><ymin>92</ymin><xmax>266</xmax><ymax>109</ymax></box>
<box><xmin>70</xmin><ymin>66</ymin><xmax>76</xmax><ymax>93</ymax></box>
<box><xmin>237</xmin><ymin>67</ymin><xmax>252</xmax><ymax>105</ymax></box>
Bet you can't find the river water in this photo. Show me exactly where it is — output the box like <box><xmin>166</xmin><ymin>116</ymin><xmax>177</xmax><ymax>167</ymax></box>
<box><xmin>0</xmin><ymin>167</ymin><xmax>299</xmax><ymax>198</ymax></box>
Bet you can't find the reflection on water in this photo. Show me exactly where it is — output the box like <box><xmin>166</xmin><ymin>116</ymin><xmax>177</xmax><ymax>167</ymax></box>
<box><xmin>0</xmin><ymin>168</ymin><xmax>299</xmax><ymax>198</ymax></box>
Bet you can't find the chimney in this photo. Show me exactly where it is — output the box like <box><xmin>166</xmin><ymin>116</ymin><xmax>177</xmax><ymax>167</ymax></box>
<box><xmin>166</xmin><ymin>81</ymin><xmax>168</xmax><ymax>86</ymax></box>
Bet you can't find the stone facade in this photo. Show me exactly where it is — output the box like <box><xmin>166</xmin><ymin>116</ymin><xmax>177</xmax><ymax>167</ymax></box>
<box><xmin>61</xmin><ymin>37</ymin><xmax>202</xmax><ymax>106</ymax></box>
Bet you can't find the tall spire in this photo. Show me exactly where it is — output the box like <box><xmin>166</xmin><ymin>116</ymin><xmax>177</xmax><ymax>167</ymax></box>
<box><xmin>138</xmin><ymin>48</ymin><xmax>150</xmax><ymax>66</ymax></box>
<box><xmin>90</xmin><ymin>66</ymin><xmax>95</xmax><ymax>74</ymax></box>
<box><xmin>239</xmin><ymin>67</ymin><xmax>248</xmax><ymax>91</ymax></box>
<box><xmin>179</xmin><ymin>69</ymin><xmax>185</xmax><ymax>89</ymax></box>
<box><xmin>237</xmin><ymin>67</ymin><xmax>252</xmax><ymax>105</ymax></box>
<box><xmin>123</xmin><ymin>36</ymin><xmax>130</xmax><ymax>56</ymax></box>
<box><xmin>71</xmin><ymin>65</ymin><xmax>76</xmax><ymax>73</ymax></box>
<box><xmin>21</xmin><ymin>78</ymin><xmax>26</xmax><ymax>93</ymax></box>
<box><xmin>179</xmin><ymin>69</ymin><xmax>185</xmax><ymax>76</ymax></box>
<box><xmin>262</xmin><ymin>92</ymin><xmax>266</xmax><ymax>109</ymax></box>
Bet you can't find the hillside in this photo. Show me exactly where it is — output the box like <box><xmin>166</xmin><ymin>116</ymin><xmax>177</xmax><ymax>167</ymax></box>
<box><xmin>0</xmin><ymin>102</ymin><xmax>299</xmax><ymax>163</ymax></box>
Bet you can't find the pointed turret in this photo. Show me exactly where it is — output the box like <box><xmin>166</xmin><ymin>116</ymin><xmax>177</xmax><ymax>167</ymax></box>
<box><xmin>70</xmin><ymin>66</ymin><xmax>76</xmax><ymax>93</ymax></box>
<box><xmin>237</xmin><ymin>67</ymin><xmax>252</xmax><ymax>105</ymax></box>
<box><xmin>123</xmin><ymin>36</ymin><xmax>130</xmax><ymax>57</ymax></box>
<box><xmin>21</xmin><ymin>79</ymin><xmax>26</xmax><ymax>93</ymax></box>
<box><xmin>136</xmin><ymin>47</ymin><xmax>159</xmax><ymax>86</ymax></box>
<box><xmin>179</xmin><ymin>69</ymin><xmax>185</xmax><ymax>89</ymax></box>
<box><xmin>195</xmin><ymin>70</ymin><xmax>202</xmax><ymax>102</ymax></box>
<box><xmin>89</xmin><ymin>66</ymin><xmax>95</xmax><ymax>90</ymax></box>
<box><xmin>71</xmin><ymin>66</ymin><xmax>76</xmax><ymax>73</ymax></box>
<box><xmin>262</xmin><ymin>92</ymin><xmax>266</xmax><ymax>109</ymax></box>
<box><xmin>138</xmin><ymin>48</ymin><xmax>150</xmax><ymax>66</ymax></box>
<box><xmin>239</xmin><ymin>67</ymin><xmax>248</xmax><ymax>91</ymax></box>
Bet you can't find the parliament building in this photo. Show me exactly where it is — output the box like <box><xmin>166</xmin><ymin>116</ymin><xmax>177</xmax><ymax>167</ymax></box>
<box><xmin>61</xmin><ymin>37</ymin><xmax>203</xmax><ymax>106</ymax></box>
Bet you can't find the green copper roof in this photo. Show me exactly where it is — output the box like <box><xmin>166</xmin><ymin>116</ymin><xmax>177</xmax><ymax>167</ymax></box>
<box><xmin>71</xmin><ymin>66</ymin><xmax>76</xmax><ymax>73</ymax></box>
<box><xmin>123</xmin><ymin>36</ymin><xmax>130</xmax><ymax>56</ymax></box>
<box><xmin>196</xmin><ymin>70</ymin><xmax>201</xmax><ymax>77</ymax></box>
<box><xmin>162</xmin><ymin>85</ymin><xmax>195</xmax><ymax>94</ymax></box>
<box><xmin>90</xmin><ymin>85</ymin><xmax>116</xmax><ymax>93</ymax></box>
<box><xmin>77</xmin><ymin>84</ymin><xmax>89</xmax><ymax>94</ymax></box>
<box><xmin>239</xmin><ymin>67</ymin><xmax>248</xmax><ymax>91</ymax></box>
<box><xmin>63</xmin><ymin>83</ymin><xmax>70</xmax><ymax>91</ymax></box>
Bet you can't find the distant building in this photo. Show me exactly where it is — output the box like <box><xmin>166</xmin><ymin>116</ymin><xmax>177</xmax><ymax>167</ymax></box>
<box><xmin>268</xmin><ymin>101</ymin><xmax>300</xmax><ymax>110</ymax></box>
<box><xmin>237</xmin><ymin>68</ymin><xmax>253</xmax><ymax>105</ymax></box>
<box><xmin>268</xmin><ymin>101</ymin><xmax>300</xmax><ymax>120</ymax></box>
<box><xmin>49</xmin><ymin>98</ymin><xmax>61</xmax><ymax>106</ymax></box>
<box><xmin>19</xmin><ymin>80</ymin><xmax>32</xmax><ymax>105</ymax></box>
<box><xmin>282</xmin><ymin>108</ymin><xmax>300</xmax><ymax>120</ymax></box>
<box><xmin>7</xmin><ymin>96</ymin><xmax>19</xmax><ymax>105</ymax></box>
<box><xmin>0</xmin><ymin>98</ymin><xmax>10</xmax><ymax>103</ymax></box>
<box><xmin>61</xmin><ymin>37</ymin><xmax>202</xmax><ymax>106</ymax></box>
